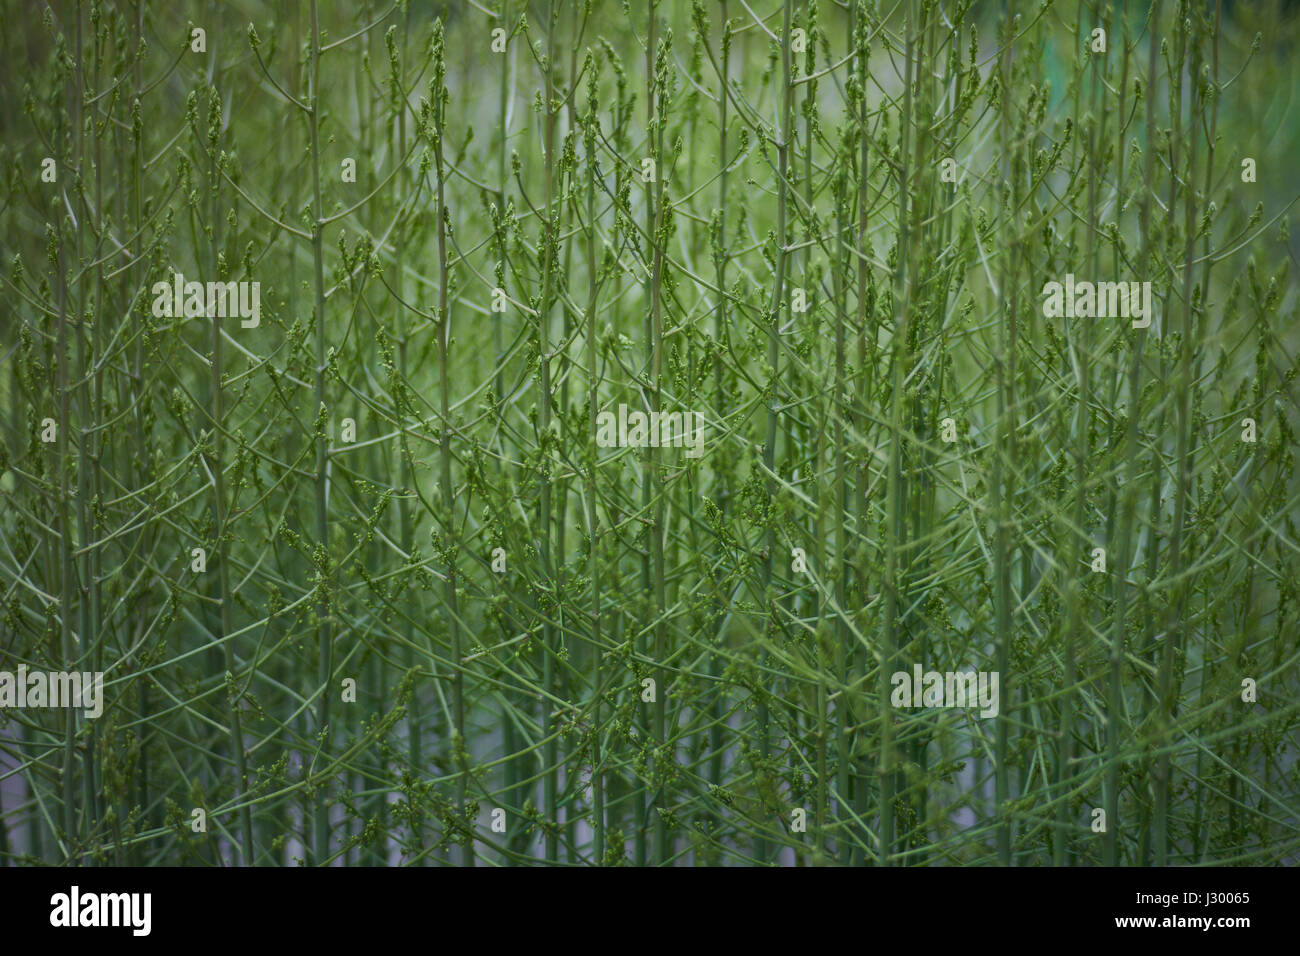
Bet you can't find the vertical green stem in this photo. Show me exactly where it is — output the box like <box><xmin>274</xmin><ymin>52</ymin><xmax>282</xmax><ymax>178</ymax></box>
<box><xmin>307</xmin><ymin>0</ymin><xmax>333</xmax><ymax>868</ymax></box>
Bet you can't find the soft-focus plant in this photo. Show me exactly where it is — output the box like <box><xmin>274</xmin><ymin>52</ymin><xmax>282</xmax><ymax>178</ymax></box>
<box><xmin>0</xmin><ymin>0</ymin><xmax>1296</xmax><ymax>867</ymax></box>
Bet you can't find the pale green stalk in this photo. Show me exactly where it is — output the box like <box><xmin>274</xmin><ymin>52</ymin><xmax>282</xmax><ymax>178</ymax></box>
<box><xmin>307</xmin><ymin>0</ymin><xmax>334</xmax><ymax>867</ymax></box>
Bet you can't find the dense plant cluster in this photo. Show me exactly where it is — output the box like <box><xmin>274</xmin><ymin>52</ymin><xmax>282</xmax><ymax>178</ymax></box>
<box><xmin>0</xmin><ymin>0</ymin><xmax>1297</xmax><ymax>866</ymax></box>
